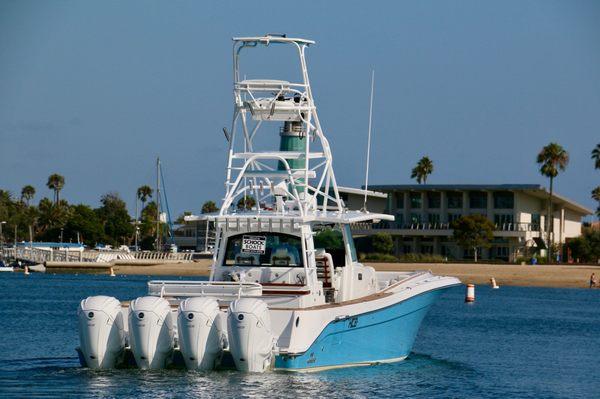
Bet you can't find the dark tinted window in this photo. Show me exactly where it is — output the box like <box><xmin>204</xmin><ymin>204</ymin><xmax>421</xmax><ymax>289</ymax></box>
<box><xmin>410</xmin><ymin>192</ymin><xmax>422</xmax><ymax>208</ymax></box>
<box><xmin>494</xmin><ymin>192</ymin><xmax>514</xmax><ymax>209</ymax></box>
<box><xmin>223</xmin><ymin>233</ymin><xmax>303</xmax><ymax>267</ymax></box>
<box><xmin>469</xmin><ymin>191</ymin><xmax>487</xmax><ymax>209</ymax></box>
<box><xmin>447</xmin><ymin>192</ymin><xmax>463</xmax><ymax>209</ymax></box>
<box><xmin>427</xmin><ymin>192</ymin><xmax>441</xmax><ymax>208</ymax></box>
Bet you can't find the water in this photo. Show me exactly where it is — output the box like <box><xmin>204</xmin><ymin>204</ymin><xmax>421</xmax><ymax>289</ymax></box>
<box><xmin>0</xmin><ymin>273</ymin><xmax>598</xmax><ymax>398</ymax></box>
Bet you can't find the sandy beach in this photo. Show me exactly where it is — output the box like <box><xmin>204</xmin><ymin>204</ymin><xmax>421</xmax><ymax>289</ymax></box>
<box><xmin>370</xmin><ymin>262</ymin><xmax>600</xmax><ymax>289</ymax></box>
<box><xmin>70</xmin><ymin>259</ymin><xmax>600</xmax><ymax>289</ymax></box>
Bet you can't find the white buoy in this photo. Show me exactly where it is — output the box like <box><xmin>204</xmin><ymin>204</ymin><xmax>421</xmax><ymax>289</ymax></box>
<box><xmin>24</xmin><ymin>265</ymin><xmax>30</xmax><ymax>275</ymax></box>
<box><xmin>109</xmin><ymin>267</ymin><xmax>116</xmax><ymax>277</ymax></box>
<box><xmin>465</xmin><ymin>284</ymin><xmax>475</xmax><ymax>302</ymax></box>
<box><xmin>490</xmin><ymin>277</ymin><xmax>500</xmax><ymax>289</ymax></box>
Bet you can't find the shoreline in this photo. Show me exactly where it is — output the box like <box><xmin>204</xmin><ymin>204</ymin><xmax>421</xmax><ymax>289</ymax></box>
<box><xmin>28</xmin><ymin>259</ymin><xmax>600</xmax><ymax>289</ymax></box>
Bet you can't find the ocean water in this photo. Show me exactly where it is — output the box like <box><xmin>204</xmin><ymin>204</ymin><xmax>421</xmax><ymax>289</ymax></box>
<box><xmin>0</xmin><ymin>273</ymin><xmax>598</xmax><ymax>399</ymax></box>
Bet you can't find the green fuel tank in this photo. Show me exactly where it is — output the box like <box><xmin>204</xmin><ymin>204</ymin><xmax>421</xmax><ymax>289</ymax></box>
<box><xmin>278</xmin><ymin>121</ymin><xmax>305</xmax><ymax>192</ymax></box>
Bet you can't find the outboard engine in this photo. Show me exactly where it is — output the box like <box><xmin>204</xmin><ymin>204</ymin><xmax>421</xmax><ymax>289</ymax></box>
<box><xmin>177</xmin><ymin>297</ymin><xmax>224</xmax><ymax>370</ymax></box>
<box><xmin>128</xmin><ymin>296</ymin><xmax>174</xmax><ymax>369</ymax></box>
<box><xmin>77</xmin><ymin>296</ymin><xmax>125</xmax><ymax>369</ymax></box>
<box><xmin>227</xmin><ymin>298</ymin><xmax>275</xmax><ymax>372</ymax></box>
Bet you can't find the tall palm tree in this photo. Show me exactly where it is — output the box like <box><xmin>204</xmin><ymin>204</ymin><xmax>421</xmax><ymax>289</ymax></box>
<box><xmin>592</xmin><ymin>186</ymin><xmax>600</xmax><ymax>218</ymax></box>
<box><xmin>593</xmin><ymin>187</ymin><xmax>600</xmax><ymax>202</ymax></box>
<box><xmin>536</xmin><ymin>143</ymin><xmax>569</xmax><ymax>262</ymax></box>
<box><xmin>136</xmin><ymin>185</ymin><xmax>153</xmax><ymax>208</ymax></box>
<box><xmin>46</xmin><ymin>174</ymin><xmax>65</xmax><ymax>204</ymax></box>
<box><xmin>21</xmin><ymin>185</ymin><xmax>35</xmax><ymax>205</ymax></box>
<box><xmin>410</xmin><ymin>156</ymin><xmax>434</xmax><ymax>184</ymax></box>
<box><xmin>592</xmin><ymin>143</ymin><xmax>600</xmax><ymax>169</ymax></box>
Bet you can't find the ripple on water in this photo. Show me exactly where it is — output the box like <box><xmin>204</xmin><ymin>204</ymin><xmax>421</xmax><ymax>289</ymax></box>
<box><xmin>0</xmin><ymin>274</ymin><xmax>599</xmax><ymax>399</ymax></box>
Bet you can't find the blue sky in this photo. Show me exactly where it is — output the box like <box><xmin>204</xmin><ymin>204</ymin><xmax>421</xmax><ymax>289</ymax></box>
<box><xmin>1</xmin><ymin>1</ymin><xmax>599</xmax><ymax>216</ymax></box>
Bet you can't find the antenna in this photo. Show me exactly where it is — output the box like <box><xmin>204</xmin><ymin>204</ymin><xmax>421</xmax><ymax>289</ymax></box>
<box><xmin>362</xmin><ymin>69</ymin><xmax>375</xmax><ymax>212</ymax></box>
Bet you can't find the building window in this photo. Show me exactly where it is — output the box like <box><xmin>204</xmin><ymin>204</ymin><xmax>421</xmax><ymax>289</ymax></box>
<box><xmin>494</xmin><ymin>191</ymin><xmax>514</xmax><ymax>209</ymax></box>
<box><xmin>448</xmin><ymin>213</ymin><xmax>462</xmax><ymax>223</ymax></box>
<box><xmin>427</xmin><ymin>192</ymin><xmax>441</xmax><ymax>208</ymax></box>
<box><xmin>531</xmin><ymin>213</ymin><xmax>540</xmax><ymax>230</ymax></box>
<box><xmin>395</xmin><ymin>192</ymin><xmax>404</xmax><ymax>209</ymax></box>
<box><xmin>427</xmin><ymin>213</ymin><xmax>441</xmax><ymax>224</ymax></box>
<box><xmin>394</xmin><ymin>213</ymin><xmax>404</xmax><ymax>226</ymax></box>
<box><xmin>410</xmin><ymin>192</ymin><xmax>422</xmax><ymax>208</ymax></box>
<box><xmin>447</xmin><ymin>192</ymin><xmax>463</xmax><ymax>209</ymax></box>
<box><xmin>402</xmin><ymin>245</ymin><xmax>412</xmax><ymax>254</ymax></box>
<box><xmin>421</xmin><ymin>245</ymin><xmax>434</xmax><ymax>255</ymax></box>
<box><xmin>441</xmin><ymin>245</ymin><xmax>449</xmax><ymax>256</ymax></box>
<box><xmin>494</xmin><ymin>214</ymin><xmax>514</xmax><ymax>229</ymax></box>
<box><xmin>469</xmin><ymin>191</ymin><xmax>487</xmax><ymax>209</ymax></box>
<box><xmin>492</xmin><ymin>246</ymin><xmax>509</xmax><ymax>260</ymax></box>
<box><xmin>410</xmin><ymin>213</ymin><xmax>422</xmax><ymax>224</ymax></box>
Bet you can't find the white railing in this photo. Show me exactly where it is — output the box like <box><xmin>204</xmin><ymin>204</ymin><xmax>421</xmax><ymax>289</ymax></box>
<box><xmin>147</xmin><ymin>280</ymin><xmax>262</xmax><ymax>298</ymax></box>
<box><xmin>1</xmin><ymin>247</ymin><xmax>194</xmax><ymax>263</ymax></box>
<box><xmin>133</xmin><ymin>252</ymin><xmax>193</xmax><ymax>261</ymax></box>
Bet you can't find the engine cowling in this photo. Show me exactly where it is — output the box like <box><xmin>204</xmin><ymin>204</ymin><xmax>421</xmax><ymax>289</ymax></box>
<box><xmin>128</xmin><ymin>296</ymin><xmax>174</xmax><ymax>369</ymax></box>
<box><xmin>177</xmin><ymin>297</ymin><xmax>223</xmax><ymax>370</ymax></box>
<box><xmin>77</xmin><ymin>296</ymin><xmax>125</xmax><ymax>369</ymax></box>
<box><xmin>227</xmin><ymin>298</ymin><xmax>274</xmax><ymax>372</ymax></box>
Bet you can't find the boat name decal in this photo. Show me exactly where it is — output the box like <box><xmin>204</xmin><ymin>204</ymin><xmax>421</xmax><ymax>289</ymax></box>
<box><xmin>241</xmin><ymin>235</ymin><xmax>267</xmax><ymax>254</ymax></box>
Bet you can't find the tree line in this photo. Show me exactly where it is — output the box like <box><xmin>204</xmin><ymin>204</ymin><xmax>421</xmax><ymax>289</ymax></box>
<box><xmin>0</xmin><ymin>176</ymin><xmax>201</xmax><ymax>249</ymax></box>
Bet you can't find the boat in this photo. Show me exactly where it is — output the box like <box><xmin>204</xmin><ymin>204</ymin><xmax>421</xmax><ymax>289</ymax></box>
<box><xmin>76</xmin><ymin>35</ymin><xmax>461</xmax><ymax>372</ymax></box>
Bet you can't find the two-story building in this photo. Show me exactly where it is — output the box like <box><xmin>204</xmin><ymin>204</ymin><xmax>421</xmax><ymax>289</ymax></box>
<box><xmin>350</xmin><ymin>184</ymin><xmax>592</xmax><ymax>262</ymax></box>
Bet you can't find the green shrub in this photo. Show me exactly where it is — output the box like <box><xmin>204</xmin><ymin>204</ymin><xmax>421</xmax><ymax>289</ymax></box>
<box><xmin>361</xmin><ymin>253</ymin><xmax>398</xmax><ymax>262</ymax></box>
<box><xmin>372</xmin><ymin>233</ymin><xmax>394</xmax><ymax>254</ymax></box>
<box><xmin>397</xmin><ymin>253</ymin><xmax>445</xmax><ymax>263</ymax></box>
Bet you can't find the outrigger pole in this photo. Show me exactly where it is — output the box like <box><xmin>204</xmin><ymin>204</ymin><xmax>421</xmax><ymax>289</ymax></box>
<box><xmin>362</xmin><ymin>69</ymin><xmax>375</xmax><ymax>212</ymax></box>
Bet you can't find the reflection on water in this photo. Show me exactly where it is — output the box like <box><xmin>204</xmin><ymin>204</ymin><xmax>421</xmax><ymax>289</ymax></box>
<box><xmin>0</xmin><ymin>273</ymin><xmax>599</xmax><ymax>398</ymax></box>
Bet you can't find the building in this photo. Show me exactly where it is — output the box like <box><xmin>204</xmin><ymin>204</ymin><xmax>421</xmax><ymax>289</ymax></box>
<box><xmin>172</xmin><ymin>215</ymin><xmax>216</xmax><ymax>253</ymax></box>
<box><xmin>349</xmin><ymin>184</ymin><xmax>592</xmax><ymax>262</ymax></box>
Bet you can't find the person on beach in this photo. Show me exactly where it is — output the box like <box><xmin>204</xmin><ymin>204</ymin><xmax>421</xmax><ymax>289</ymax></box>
<box><xmin>590</xmin><ymin>273</ymin><xmax>598</xmax><ymax>289</ymax></box>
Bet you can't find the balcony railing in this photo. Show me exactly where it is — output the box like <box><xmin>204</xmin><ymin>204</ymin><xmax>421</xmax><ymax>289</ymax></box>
<box><xmin>351</xmin><ymin>221</ymin><xmax>541</xmax><ymax>232</ymax></box>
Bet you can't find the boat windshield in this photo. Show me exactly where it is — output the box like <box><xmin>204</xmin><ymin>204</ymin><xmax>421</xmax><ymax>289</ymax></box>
<box><xmin>223</xmin><ymin>233</ymin><xmax>303</xmax><ymax>267</ymax></box>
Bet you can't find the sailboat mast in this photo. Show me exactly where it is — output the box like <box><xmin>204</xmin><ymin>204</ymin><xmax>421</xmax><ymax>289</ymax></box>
<box><xmin>156</xmin><ymin>157</ymin><xmax>161</xmax><ymax>251</ymax></box>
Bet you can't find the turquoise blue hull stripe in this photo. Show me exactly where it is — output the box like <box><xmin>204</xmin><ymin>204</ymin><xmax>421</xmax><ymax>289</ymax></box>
<box><xmin>274</xmin><ymin>288</ymin><xmax>447</xmax><ymax>370</ymax></box>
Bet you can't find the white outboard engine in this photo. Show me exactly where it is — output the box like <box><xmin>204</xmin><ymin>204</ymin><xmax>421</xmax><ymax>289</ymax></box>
<box><xmin>177</xmin><ymin>297</ymin><xmax>224</xmax><ymax>370</ymax></box>
<box><xmin>77</xmin><ymin>296</ymin><xmax>125</xmax><ymax>369</ymax></box>
<box><xmin>227</xmin><ymin>298</ymin><xmax>275</xmax><ymax>372</ymax></box>
<box><xmin>128</xmin><ymin>296</ymin><xmax>174</xmax><ymax>369</ymax></box>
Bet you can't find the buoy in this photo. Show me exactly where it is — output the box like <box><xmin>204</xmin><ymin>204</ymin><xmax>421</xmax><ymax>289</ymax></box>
<box><xmin>24</xmin><ymin>265</ymin><xmax>30</xmax><ymax>275</ymax></box>
<box><xmin>109</xmin><ymin>267</ymin><xmax>116</xmax><ymax>277</ymax></box>
<box><xmin>465</xmin><ymin>284</ymin><xmax>475</xmax><ymax>302</ymax></box>
<box><xmin>490</xmin><ymin>277</ymin><xmax>500</xmax><ymax>289</ymax></box>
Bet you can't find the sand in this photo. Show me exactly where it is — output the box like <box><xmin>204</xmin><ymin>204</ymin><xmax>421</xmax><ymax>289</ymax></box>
<box><xmin>369</xmin><ymin>262</ymin><xmax>600</xmax><ymax>289</ymax></box>
<box><xmin>42</xmin><ymin>259</ymin><xmax>600</xmax><ymax>288</ymax></box>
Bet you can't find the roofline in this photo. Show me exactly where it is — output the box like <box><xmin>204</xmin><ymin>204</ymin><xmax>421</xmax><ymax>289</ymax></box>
<box><xmin>366</xmin><ymin>184</ymin><xmax>593</xmax><ymax>215</ymax></box>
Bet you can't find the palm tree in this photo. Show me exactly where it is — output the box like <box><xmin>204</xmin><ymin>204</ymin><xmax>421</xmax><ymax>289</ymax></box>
<box><xmin>136</xmin><ymin>185</ymin><xmax>153</xmax><ymax>232</ymax></box>
<box><xmin>592</xmin><ymin>186</ymin><xmax>600</xmax><ymax>218</ymax></box>
<box><xmin>201</xmin><ymin>200</ymin><xmax>218</xmax><ymax>214</ymax></box>
<box><xmin>592</xmin><ymin>143</ymin><xmax>600</xmax><ymax>169</ymax></box>
<box><xmin>410</xmin><ymin>156</ymin><xmax>434</xmax><ymax>184</ymax></box>
<box><xmin>593</xmin><ymin>187</ymin><xmax>600</xmax><ymax>202</ymax></box>
<box><xmin>536</xmin><ymin>143</ymin><xmax>569</xmax><ymax>262</ymax></box>
<box><xmin>21</xmin><ymin>185</ymin><xmax>35</xmax><ymax>205</ymax></box>
<box><xmin>137</xmin><ymin>185</ymin><xmax>153</xmax><ymax>206</ymax></box>
<box><xmin>46</xmin><ymin>174</ymin><xmax>65</xmax><ymax>204</ymax></box>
